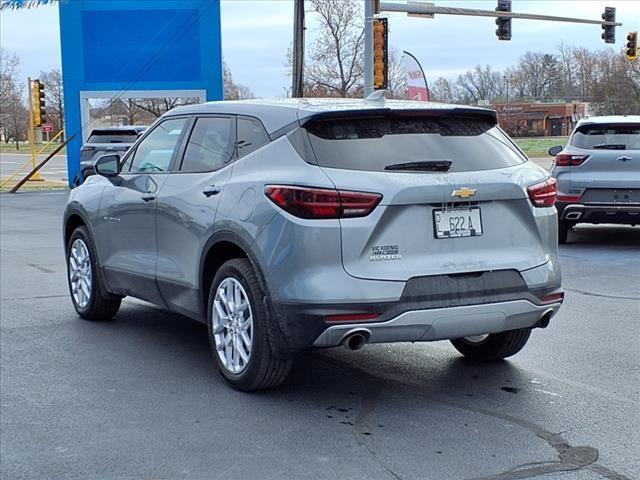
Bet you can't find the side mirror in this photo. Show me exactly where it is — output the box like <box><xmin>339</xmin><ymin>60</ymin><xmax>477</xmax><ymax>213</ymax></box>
<box><xmin>548</xmin><ymin>145</ymin><xmax>563</xmax><ymax>156</ymax></box>
<box><xmin>94</xmin><ymin>154</ymin><xmax>120</xmax><ymax>177</ymax></box>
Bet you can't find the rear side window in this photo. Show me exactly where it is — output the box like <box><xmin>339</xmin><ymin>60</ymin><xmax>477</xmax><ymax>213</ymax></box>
<box><xmin>237</xmin><ymin>117</ymin><xmax>269</xmax><ymax>158</ymax></box>
<box><xmin>304</xmin><ymin>116</ymin><xmax>526</xmax><ymax>172</ymax></box>
<box><xmin>571</xmin><ymin>124</ymin><xmax>640</xmax><ymax>150</ymax></box>
<box><xmin>180</xmin><ymin>117</ymin><xmax>234</xmax><ymax>172</ymax></box>
<box><xmin>87</xmin><ymin>130</ymin><xmax>139</xmax><ymax>143</ymax></box>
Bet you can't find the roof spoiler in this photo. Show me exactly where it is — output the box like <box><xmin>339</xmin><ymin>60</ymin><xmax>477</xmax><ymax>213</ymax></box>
<box><xmin>299</xmin><ymin>107</ymin><xmax>497</xmax><ymax>127</ymax></box>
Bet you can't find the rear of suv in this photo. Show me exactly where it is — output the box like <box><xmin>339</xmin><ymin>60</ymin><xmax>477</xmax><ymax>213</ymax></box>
<box><xmin>77</xmin><ymin>126</ymin><xmax>147</xmax><ymax>185</ymax></box>
<box><xmin>63</xmin><ymin>99</ymin><xmax>563</xmax><ymax>391</ymax></box>
<box><xmin>549</xmin><ymin>116</ymin><xmax>640</xmax><ymax>243</ymax></box>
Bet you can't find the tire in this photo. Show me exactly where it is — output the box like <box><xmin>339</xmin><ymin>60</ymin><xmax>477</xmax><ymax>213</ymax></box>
<box><xmin>450</xmin><ymin>328</ymin><xmax>532</xmax><ymax>362</ymax></box>
<box><xmin>207</xmin><ymin>258</ymin><xmax>292</xmax><ymax>391</ymax></box>
<box><xmin>558</xmin><ymin>220</ymin><xmax>570</xmax><ymax>244</ymax></box>
<box><xmin>66</xmin><ymin>226</ymin><xmax>121</xmax><ymax>321</ymax></box>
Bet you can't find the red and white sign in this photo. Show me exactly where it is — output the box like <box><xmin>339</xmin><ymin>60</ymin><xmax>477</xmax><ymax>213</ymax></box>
<box><xmin>41</xmin><ymin>123</ymin><xmax>54</xmax><ymax>133</ymax></box>
<box><xmin>403</xmin><ymin>51</ymin><xmax>429</xmax><ymax>102</ymax></box>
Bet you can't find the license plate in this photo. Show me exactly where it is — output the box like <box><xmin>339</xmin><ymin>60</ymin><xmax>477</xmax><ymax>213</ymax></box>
<box><xmin>433</xmin><ymin>207</ymin><xmax>482</xmax><ymax>238</ymax></box>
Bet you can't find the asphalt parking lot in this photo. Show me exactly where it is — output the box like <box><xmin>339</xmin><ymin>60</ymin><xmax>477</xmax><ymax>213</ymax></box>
<box><xmin>1</xmin><ymin>191</ymin><xmax>639</xmax><ymax>480</ymax></box>
<box><xmin>0</xmin><ymin>153</ymin><xmax>68</xmax><ymax>183</ymax></box>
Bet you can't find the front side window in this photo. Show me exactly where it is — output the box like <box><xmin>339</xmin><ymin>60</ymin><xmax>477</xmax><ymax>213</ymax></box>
<box><xmin>180</xmin><ymin>117</ymin><xmax>234</xmax><ymax>172</ymax></box>
<box><xmin>126</xmin><ymin>118</ymin><xmax>188</xmax><ymax>173</ymax></box>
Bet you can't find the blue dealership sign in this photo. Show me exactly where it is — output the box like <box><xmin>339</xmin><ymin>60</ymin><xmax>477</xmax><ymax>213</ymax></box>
<box><xmin>59</xmin><ymin>0</ymin><xmax>223</xmax><ymax>186</ymax></box>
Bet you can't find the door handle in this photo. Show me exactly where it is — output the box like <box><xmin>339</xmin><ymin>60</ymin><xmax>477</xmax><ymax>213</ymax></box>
<box><xmin>202</xmin><ymin>185</ymin><xmax>221</xmax><ymax>197</ymax></box>
<box><xmin>140</xmin><ymin>192</ymin><xmax>156</xmax><ymax>202</ymax></box>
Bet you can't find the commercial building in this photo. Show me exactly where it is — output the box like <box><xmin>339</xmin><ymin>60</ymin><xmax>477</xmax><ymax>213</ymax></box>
<box><xmin>492</xmin><ymin>102</ymin><xmax>589</xmax><ymax>137</ymax></box>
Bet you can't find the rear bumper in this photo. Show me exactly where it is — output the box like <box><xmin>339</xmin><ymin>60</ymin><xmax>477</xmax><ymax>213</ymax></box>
<box><xmin>271</xmin><ymin>268</ymin><xmax>563</xmax><ymax>350</ymax></box>
<box><xmin>312</xmin><ymin>299</ymin><xmax>561</xmax><ymax>347</ymax></box>
<box><xmin>557</xmin><ymin>202</ymin><xmax>640</xmax><ymax>224</ymax></box>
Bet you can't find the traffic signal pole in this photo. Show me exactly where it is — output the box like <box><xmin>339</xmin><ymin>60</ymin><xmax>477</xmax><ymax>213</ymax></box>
<box><xmin>26</xmin><ymin>77</ymin><xmax>44</xmax><ymax>181</ymax></box>
<box><xmin>378</xmin><ymin>2</ymin><xmax>621</xmax><ymax>28</ymax></box>
<box><xmin>363</xmin><ymin>1</ymin><xmax>623</xmax><ymax>98</ymax></box>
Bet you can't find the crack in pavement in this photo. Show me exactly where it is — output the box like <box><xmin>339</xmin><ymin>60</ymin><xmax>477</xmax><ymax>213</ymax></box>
<box><xmin>564</xmin><ymin>288</ymin><xmax>640</xmax><ymax>302</ymax></box>
<box><xmin>315</xmin><ymin>354</ymin><xmax>632</xmax><ymax>480</ymax></box>
<box><xmin>26</xmin><ymin>263</ymin><xmax>56</xmax><ymax>274</ymax></box>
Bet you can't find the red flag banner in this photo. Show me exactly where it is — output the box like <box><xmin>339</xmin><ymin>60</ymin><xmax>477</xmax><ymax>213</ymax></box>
<box><xmin>403</xmin><ymin>51</ymin><xmax>429</xmax><ymax>102</ymax></box>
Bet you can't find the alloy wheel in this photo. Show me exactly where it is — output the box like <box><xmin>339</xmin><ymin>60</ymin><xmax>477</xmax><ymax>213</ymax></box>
<box><xmin>211</xmin><ymin>277</ymin><xmax>253</xmax><ymax>374</ymax></box>
<box><xmin>69</xmin><ymin>238</ymin><xmax>92</xmax><ymax>308</ymax></box>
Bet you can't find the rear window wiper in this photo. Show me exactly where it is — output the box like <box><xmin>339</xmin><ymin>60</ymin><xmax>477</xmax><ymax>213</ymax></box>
<box><xmin>384</xmin><ymin>161</ymin><xmax>452</xmax><ymax>172</ymax></box>
<box><xmin>592</xmin><ymin>144</ymin><xmax>626</xmax><ymax>150</ymax></box>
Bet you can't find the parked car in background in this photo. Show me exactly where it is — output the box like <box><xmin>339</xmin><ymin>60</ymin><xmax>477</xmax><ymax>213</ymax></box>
<box><xmin>549</xmin><ymin>116</ymin><xmax>640</xmax><ymax>243</ymax></box>
<box><xmin>63</xmin><ymin>98</ymin><xmax>563</xmax><ymax>391</ymax></box>
<box><xmin>76</xmin><ymin>126</ymin><xmax>148</xmax><ymax>185</ymax></box>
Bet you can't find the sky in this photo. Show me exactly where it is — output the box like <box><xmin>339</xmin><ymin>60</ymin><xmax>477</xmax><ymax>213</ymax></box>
<box><xmin>1</xmin><ymin>0</ymin><xmax>639</xmax><ymax>97</ymax></box>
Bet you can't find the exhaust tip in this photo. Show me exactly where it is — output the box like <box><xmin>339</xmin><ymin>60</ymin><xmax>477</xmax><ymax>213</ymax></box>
<box><xmin>342</xmin><ymin>331</ymin><xmax>369</xmax><ymax>351</ymax></box>
<box><xmin>537</xmin><ymin>310</ymin><xmax>554</xmax><ymax>329</ymax></box>
<box><xmin>565</xmin><ymin>211</ymin><xmax>582</xmax><ymax>220</ymax></box>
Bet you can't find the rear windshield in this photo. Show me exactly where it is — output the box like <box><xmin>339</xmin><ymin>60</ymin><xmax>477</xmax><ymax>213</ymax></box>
<box><xmin>87</xmin><ymin>130</ymin><xmax>140</xmax><ymax>144</ymax></box>
<box><xmin>570</xmin><ymin>124</ymin><xmax>640</xmax><ymax>150</ymax></box>
<box><xmin>303</xmin><ymin>116</ymin><xmax>526</xmax><ymax>172</ymax></box>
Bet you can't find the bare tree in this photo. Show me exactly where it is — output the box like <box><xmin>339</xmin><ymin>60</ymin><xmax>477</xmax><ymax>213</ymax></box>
<box><xmin>38</xmin><ymin>68</ymin><xmax>64</xmax><ymax>135</ymax></box>
<box><xmin>223</xmin><ymin>61</ymin><xmax>255</xmax><ymax>100</ymax></box>
<box><xmin>0</xmin><ymin>47</ymin><xmax>27</xmax><ymax>148</ymax></box>
<box><xmin>306</xmin><ymin>0</ymin><xmax>364</xmax><ymax>97</ymax></box>
<box><xmin>128</xmin><ymin>97</ymin><xmax>200</xmax><ymax>119</ymax></box>
<box><xmin>504</xmin><ymin>66</ymin><xmax>527</xmax><ymax>101</ymax></box>
<box><xmin>516</xmin><ymin>52</ymin><xmax>559</xmax><ymax>100</ymax></box>
<box><xmin>573</xmin><ymin>47</ymin><xmax>598</xmax><ymax>101</ymax></box>
<box><xmin>430</xmin><ymin>77</ymin><xmax>455</xmax><ymax>103</ymax></box>
<box><xmin>455</xmin><ymin>65</ymin><xmax>503</xmax><ymax>104</ymax></box>
<box><xmin>556</xmin><ymin>42</ymin><xmax>576</xmax><ymax>101</ymax></box>
<box><xmin>386</xmin><ymin>49</ymin><xmax>407</xmax><ymax>99</ymax></box>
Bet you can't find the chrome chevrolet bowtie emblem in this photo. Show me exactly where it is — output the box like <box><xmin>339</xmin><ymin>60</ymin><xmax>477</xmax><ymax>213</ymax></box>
<box><xmin>452</xmin><ymin>187</ymin><xmax>477</xmax><ymax>199</ymax></box>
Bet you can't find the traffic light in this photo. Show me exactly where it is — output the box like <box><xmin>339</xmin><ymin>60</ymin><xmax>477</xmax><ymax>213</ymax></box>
<box><xmin>601</xmin><ymin>7</ymin><xmax>616</xmax><ymax>44</ymax></box>
<box><xmin>32</xmin><ymin>79</ymin><xmax>46</xmax><ymax>127</ymax></box>
<box><xmin>626</xmin><ymin>32</ymin><xmax>638</xmax><ymax>61</ymax></box>
<box><xmin>495</xmin><ymin>0</ymin><xmax>511</xmax><ymax>41</ymax></box>
<box><xmin>373</xmin><ymin>18</ymin><xmax>388</xmax><ymax>90</ymax></box>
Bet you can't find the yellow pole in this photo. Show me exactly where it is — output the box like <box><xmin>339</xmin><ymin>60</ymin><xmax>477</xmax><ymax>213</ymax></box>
<box><xmin>27</xmin><ymin>77</ymin><xmax>44</xmax><ymax>181</ymax></box>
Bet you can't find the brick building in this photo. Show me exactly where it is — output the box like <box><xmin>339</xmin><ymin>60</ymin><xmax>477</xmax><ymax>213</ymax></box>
<box><xmin>492</xmin><ymin>102</ymin><xmax>589</xmax><ymax>137</ymax></box>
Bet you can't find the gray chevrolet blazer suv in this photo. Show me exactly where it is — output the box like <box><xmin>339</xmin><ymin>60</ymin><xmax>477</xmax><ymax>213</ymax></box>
<box><xmin>63</xmin><ymin>98</ymin><xmax>564</xmax><ymax>390</ymax></box>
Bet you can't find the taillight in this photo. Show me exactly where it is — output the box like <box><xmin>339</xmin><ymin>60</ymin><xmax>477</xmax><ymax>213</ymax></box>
<box><xmin>538</xmin><ymin>292</ymin><xmax>564</xmax><ymax>304</ymax></box>
<box><xmin>265</xmin><ymin>185</ymin><xmax>382</xmax><ymax>219</ymax></box>
<box><xmin>555</xmin><ymin>153</ymin><xmax>589</xmax><ymax>166</ymax></box>
<box><xmin>527</xmin><ymin>178</ymin><xmax>557</xmax><ymax>208</ymax></box>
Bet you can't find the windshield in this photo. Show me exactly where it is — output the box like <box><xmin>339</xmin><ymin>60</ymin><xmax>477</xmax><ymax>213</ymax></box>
<box><xmin>570</xmin><ymin>124</ymin><xmax>640</xmax><ymax>150</ymax></box>
<box><xmin>304</xmin><ymin>115</ymin><xmax>526</xmax><ymax>172</ymax></box>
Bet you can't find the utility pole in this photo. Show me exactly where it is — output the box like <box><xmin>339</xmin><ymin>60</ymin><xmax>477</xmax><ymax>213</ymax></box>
<box><xmin>292</xmin><ymin>0</ymin><xmax>305</xmax><ymax>98</ymax></box>
<box><xmin>363</xmin><ymin>0</ymin><xmax>376</xmax><ymax>96</ymax></box>
<box><xmin>504</xmin><ymin>74</ymin><xmax>511</xmax><ymax>133</ymax></box>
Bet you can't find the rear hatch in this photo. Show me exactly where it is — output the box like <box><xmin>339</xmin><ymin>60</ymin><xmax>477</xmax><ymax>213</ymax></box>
<box><xmin>81</xmin><ymin>128</ymin><xmax>142</xmax><ymax>164</ymax></box>
<box><xmin>562</xmin><ymin>122</ymin><xmax>640</xmax><ymax>202</ymax></box>
<box><xmin>301</xmin><ymin>111</ymin><xmax>550</xmax><ymax>281</ymax></box>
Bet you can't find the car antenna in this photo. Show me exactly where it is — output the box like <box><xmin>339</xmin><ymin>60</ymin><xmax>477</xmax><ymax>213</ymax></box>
<box><xmin>365</xmin><ymin>90</ymin><xmax>386</xmax><ymax>103</ymax></box>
